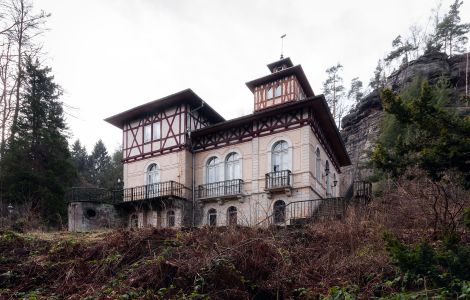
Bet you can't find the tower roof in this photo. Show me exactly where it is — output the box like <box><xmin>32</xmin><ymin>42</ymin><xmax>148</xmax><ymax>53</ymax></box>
<box><xmin>245</xmin><ymin>64</ymin><xmax>315</xmax><ymax>97</ymax></box>
<box><xmin>266</xmin><ymin>57</ymin><xmax>293</xmax><ymax>73</ymax></box>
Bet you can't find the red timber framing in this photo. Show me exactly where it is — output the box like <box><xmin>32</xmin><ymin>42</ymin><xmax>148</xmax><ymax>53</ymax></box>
<box><xmin>254</xmin><ymin>75</ymin><xmax>306</xmax><ymax>111</ymax></box>
<box><xmin>192</xmin><ymin>105</ymin><xmax>342</xmax><ymax>172</ymax></box>
<box><xmin>122</xmin><ymin>104</ymin><xmax>210</xmax><ymax>163</ymax></box>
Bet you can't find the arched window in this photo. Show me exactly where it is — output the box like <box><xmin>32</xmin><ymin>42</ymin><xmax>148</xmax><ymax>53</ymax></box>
<box><xmin>208</xmin><ymin>208</ymin><xmax>217</xmax><ymax>226</ymax></box>
<box><xmin>227</xmin><ymin>206</ymin><xmax>237</xmax><ymax>226</ymax></box>
<box><xmin>332</xmin><ymin>173</ymin><xmax>337</xmax><ymax>197</ymax></box>
<box><xmin>130</xmin><ymin>214</ymin><xmax>138</xmax><ymax>228</ymax></box>
<box><xmin>272</xmin><ymin>140</ymin><xmax>289</xmax><ymax>172</ymax></box>
<box><xmin>273</xmin><ymin>200</ymin><xmax>286</xmax><ymax>223</ymax></box>
<box><xmin>315</xmin><ymin>148</ymin><xmax>321</xmax><ymax>181</ymax></box>
<box><xmin>146</xmin><ymin>163</ymin><xmax>159</xmax><ymax>185</ymax></box>
<box><xmin>266</xmin><ymin>87</ymin><xmax>273</xmax><ymax>99</ymax></box>
<box><xmin>274</xmin><ymin>84</ymin><xmax>282</xmax><ymax>97</ymax></box>
<box><xmin>325</xmin><ymin>160</ymin><xmax>330</xmax><ymax>196</ymax></box>
<box><xmin>167</xmin><ymin>210</ymin><xmax>175</xmax><ymax>227</ymax></box>
<box><xmin>146</xmin><ymin>163</ymin><xmax>160</xmax><ymax>197</ymax></box>
<box><xmin>225</xmin><ymin>152</ymin><xmax>240</xmax><ymax>181</ymax></box>
<box><xmin>206</xmin><ymin>157</ymin><xmax>219</xmax><ymax>184</ymax></box>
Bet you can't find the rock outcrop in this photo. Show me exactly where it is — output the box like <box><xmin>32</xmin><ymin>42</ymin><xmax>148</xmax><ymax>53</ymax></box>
<box><xmin>340</xmin><ymin>52</ymin><xmax>469</xmax><ymax>187</ymax></box>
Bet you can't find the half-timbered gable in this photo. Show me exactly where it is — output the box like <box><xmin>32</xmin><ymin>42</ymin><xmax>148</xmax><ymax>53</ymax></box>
<box><xmin>105</xmin><ymin>89</ymin><xmax>224</xmax><ymax>163</ymax></box>
<box><xmin>246</xmin><ymin>57</ymin><xmax>314</xmax><ymax>112</ymax></box>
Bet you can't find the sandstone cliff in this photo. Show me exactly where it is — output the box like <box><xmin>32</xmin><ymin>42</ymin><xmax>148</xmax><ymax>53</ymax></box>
<box><xmin>340</xmin><ymin>52</ymin><xmax>469</xmax><ymax>189</ymax></box>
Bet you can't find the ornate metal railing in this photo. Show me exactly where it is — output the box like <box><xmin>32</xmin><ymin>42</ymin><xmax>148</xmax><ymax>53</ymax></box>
<box><xmin>354</xmin><ymin>181</ymin><xmax>372</xmax><ymax>203</ymax></box>
<box><xmin>265</xmin><ymin>170</ymin><xmax>292</xmax><ymax>190</ymax></box>
<box><xmin>66</xmin><ymin>181</ymin><xmax>189</xmax><ymax>204</ymax></box>
<box><xmin>256</xmin><ymin>197</ymin><xmax>348</xmax><ymax>227</ymax></box>
<box><xmin>197</xmin><ymin>179</ymin><xmax>243</xmax><ymax>199</ymax></box>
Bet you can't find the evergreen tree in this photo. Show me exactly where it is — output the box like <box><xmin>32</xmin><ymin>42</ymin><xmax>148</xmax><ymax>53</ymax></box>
<box><xmin>347</xmin><ymin>77</ymin><xmax>364</xmax><ymax>103</ymax></box>
<box><xmin>385</xmin><ymin>35</ymin><xmax>417</xmax><ymax>65</ymax></box>
<box><xmin>322</xmin><ymin>63</ymin><xmax>345</xmax><ymax>124</ymax></box>
<box><xmin>369</xmin><ymin>59</ymin><xmax>386</xmax><ymax>90</ymax></box>
<box><xmin>0</xmin><ymin>58</ymin><xmax>75</xmax><ymax>225</ymax></box>
<box><xmin>103</xmin><ymin>149</ymin><xmax>123</xmax><ymax>190</ymax></box>
<box><xmin>371</xmin><ymin>78</ymin><xmax>470</xmax><ymax>189</ymax></box>
<box><xmin>89</xmin><ymin>139</ymin><xmax>111</xmax><ymax>187</ymax></box>
<box><xmin>70</xmin><ymin>139</ymin><xmax>91</xmax><ymax>185</ymax></box>
<box><xmin>435</xmin><ymin>0</ymin><xmax>470</xmax><ymax>56</ymax></box>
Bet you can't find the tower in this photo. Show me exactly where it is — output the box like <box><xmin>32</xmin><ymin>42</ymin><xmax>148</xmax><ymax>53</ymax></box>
<box><xmin>246</xmin><ymin>57</ymin><xmax>315</xmax><ymax>112</ymax></box>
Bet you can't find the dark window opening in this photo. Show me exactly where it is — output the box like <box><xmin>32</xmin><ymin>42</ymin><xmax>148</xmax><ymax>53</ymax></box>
<box><xmin>167</xmin><ymin>210</ymin><xmax>176</xmax><ymax>227</ymax></box>
<box><xmin>227</xmin><ymin>206</ymin><xmax>237</xmax><ymax>226</ymax></box>
<box><xmin>208</xmin><ymin>208</ymin><xmax>217</xmax><ymax>226</ymax></box>
<box><xmin>273</xmin><ymin>200</ymin><xmax>286</xmax><ymax>223</ymax></box>
<box><xmin>85</xmin><ymin>208</ymin><xmax>97</xmax><ymax>219</ymax></box>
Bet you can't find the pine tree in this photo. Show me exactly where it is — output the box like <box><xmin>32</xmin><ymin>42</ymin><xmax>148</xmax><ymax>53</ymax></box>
<box><xmin>0</xmin><ymin>58</ymin><xmax>75</xmax><ymax>225</ymax></box>
<box><xmin>369</xmin><ymin>59</ymin><xmax>386</xmax><ymax>90</ymax></box>
<box><xmin>435</xmin><ymin>0</ymin><xmax>470</xmax><ymax>56</ymax></box>
<box><xmin>89</xmin><ymin>139</ymin><xmax>111</xmax><ymax>187</ymax></box>
<box><xmin>371</xmin><ymin>79</ymin><xmax>470</xmax><ymax>188</ymax></box>
<box><xmin>103</xmin><ymin>149</ymin><xmax>123</xmax><ymax>190</ymax></box>
<box><xmin>70</xmin><ymin>139</ymin><xmax>91</xmax><ymax>185</ymax></box>
<box><xmin>322</xmin><ymin>63</ymin><xmax>345</xmax><ymax>124</ymax></box>
<box><xmin>385</xmin><ymin>35</ymin><xmax>417</xmax><ymax>65</ymax></box>
<box><xmin>347</xmin><ymin>77</ymin><xmax>364</xmax><ymax>103</ymax></box>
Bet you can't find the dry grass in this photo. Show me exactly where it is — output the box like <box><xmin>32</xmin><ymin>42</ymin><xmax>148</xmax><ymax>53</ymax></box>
<box><xmin>1</xmin><ymin>178</ymin><xmax>468</xmax><ymax>299</ymax></box>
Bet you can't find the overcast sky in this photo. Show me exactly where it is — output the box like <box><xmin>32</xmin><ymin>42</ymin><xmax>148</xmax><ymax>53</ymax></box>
<box><xmin>33</xmin><ymin>0</ymin><xmax>470</xmax><ymax>153</ymax></box>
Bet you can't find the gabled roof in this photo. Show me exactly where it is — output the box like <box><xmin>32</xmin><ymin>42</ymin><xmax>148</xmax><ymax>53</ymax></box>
<box><xmin>245</xmin><ymin>64</ymin><xmax>315</xmax><ymax>97</ymax></box>
<box><xmin>192</xmin><ymin>95</ymin><xmax>351</xmax><ymax>167</ymax></box>
<box><xmin>104</xmin><ymin>89</ymin><xmax>225</xmax><ymax>128</ymax></box>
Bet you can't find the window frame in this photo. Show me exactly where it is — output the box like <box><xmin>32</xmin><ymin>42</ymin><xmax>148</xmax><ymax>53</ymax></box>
<box><xmin>225</xmin><ymin>152</ymin><xmax>241</xmax><ymax>181</ymax></box>
<box><xmin>208</xmin><ymin>208</ymin><xmax>217</xmax><ymax>226</ymax></box>
<box><xmin>144</xmin><ymin>124</ymin><xmax>152</xmax><ymax>143</ymax></box>
<box><xmin>206</xmin><ymin>156</ymin><xmax>219</xmax><ymax>184</ymax></box>
<box><xmin>227</xmin><ymin>206</ymin><xmax>237</xmax><ymax>226</ymax></box>
<box><xmin>167</xmin><ymin>210</ymin><xmax>175</xmax><ymax>227</ymax></box>
<box><xmin>274</xmin><ymin>84</ymin><xmax>282</xmax><ymax>97</ymax></box>
<box><xmin>266</xmin><ymin>87</ymin><xmax>273</xmax><ymax>99</ymax></box>
<box><xmin>152</xmin><ymin>121</ymin><xmax>161</xmax><ymax>140</ymax></box>
<box><xmin>315</xmin><ymin>148</ymin><xmax>321</xmax><ymax>181</ymax></box>
<box><xmin>271</xmin><ymin>140</ymin><xmax>289</xmax><ymax>172</ymax></box>
<box><xmin>273</xmin><ymin>200</ymin><xmax>286</xmax><ymax>223</ymax></box>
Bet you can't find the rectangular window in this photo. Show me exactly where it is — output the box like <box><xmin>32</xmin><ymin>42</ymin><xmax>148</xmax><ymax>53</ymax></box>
<box><xmin>144</xmin><ymin>124</ymin><xmax>151</xmax><ymax>142</ymax></box>
<box><xmin>152</xmin><ymin>122</ymin><xmax>161</xmax><ymax>140</ymax></box>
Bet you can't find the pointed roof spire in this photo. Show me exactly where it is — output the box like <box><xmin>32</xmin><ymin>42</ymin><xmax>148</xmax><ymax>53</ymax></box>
<box><xmin>280</xmin><ymin>34</ymin><xmax>286</xmax><ymax>59</ymax></box>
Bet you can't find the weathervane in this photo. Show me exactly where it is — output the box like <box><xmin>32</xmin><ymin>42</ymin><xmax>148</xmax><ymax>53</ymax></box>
<box><xmin>280</xmin><ymin>34</ymin><xmax>286</xmax><ymax>59</ymax></box>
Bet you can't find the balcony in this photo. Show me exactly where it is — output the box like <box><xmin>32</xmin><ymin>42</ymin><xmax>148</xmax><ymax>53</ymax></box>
<box><xmin>197</xmin><ymin>179</ymin><xmax>244</xmax><ymax>202</ymax></box>
<box><xmin>265</xmin><ymin>170</ymin><xmax>292</xmax><ymax>198</ymax></box>
<box><xmin>66</xmin><ymin>180</ymin><xmax>189</xmax><ymax>204</ymax></box>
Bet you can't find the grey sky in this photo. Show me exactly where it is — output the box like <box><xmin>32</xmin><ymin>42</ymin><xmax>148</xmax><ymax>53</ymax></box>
<box><xmin>33</xmin><ymin>0</ymin><xmax>470</xmax><ymax>153</ymax></box>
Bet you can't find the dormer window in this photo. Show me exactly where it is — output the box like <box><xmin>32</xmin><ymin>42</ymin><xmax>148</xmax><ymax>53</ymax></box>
<box><xmin>266</xmin><ymin>87</ymin><xmax>273</xmax><ymax>99</ymax></box>
<box><xmin>274</xmin><ymin>84</ymin><xmax>282</xmax><ymax>97</ymax></box>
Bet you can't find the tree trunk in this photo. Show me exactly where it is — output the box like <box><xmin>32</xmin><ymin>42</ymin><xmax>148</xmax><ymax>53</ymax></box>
<box><xmin>10</xmin><ymin>0</ymin><xmax>25</xmax><ymax>142</ymax></box>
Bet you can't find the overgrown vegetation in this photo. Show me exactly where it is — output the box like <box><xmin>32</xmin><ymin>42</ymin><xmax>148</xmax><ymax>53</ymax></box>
<box><xmin>1</xmin><ymin>192</ymin><xmax>469</xmax><ymax>299</ymax></box>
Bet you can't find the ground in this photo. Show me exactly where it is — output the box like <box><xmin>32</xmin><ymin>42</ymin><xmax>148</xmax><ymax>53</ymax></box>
<box><xmin>0</xmin><ymin>198</ymin><xmax>468</xmax><ymax>299</ymax></box>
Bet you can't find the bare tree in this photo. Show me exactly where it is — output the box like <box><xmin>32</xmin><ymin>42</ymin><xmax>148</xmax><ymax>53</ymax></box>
<box><xmin>0</xmin><ymin>0</ymin><xmax>49</xmax><ymax>151</ymax></box>
<box><xmin>0</xmin><ymin>37</ymin><xmax>17</xmax><ymax>155</ymax></box>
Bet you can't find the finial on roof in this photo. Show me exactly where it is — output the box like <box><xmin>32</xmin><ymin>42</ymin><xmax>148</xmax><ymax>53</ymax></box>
<box><xmin>280</xmin><ymin>34</ymin><xmax>286</xmax><ymax>59</ymax></box>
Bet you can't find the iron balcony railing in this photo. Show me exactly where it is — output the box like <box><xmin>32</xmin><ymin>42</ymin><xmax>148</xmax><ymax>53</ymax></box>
<box><xmin>197</xmin><ymin>179</ymin><xmax>243</xmax><ymax>199</ymax></box>
<box><xmin>265</xmin><ymin>170</ymin><xmax>292</xmax><ymax>190</ymax></box>
<box><xmin>66</xmin><ymin>180</ymin><xmax>188</xmax><ymax>204</ymax></box>
<box><xmin>256</xmin><ymin>197</ymin><xmax>348</xmax><ymax>227</ymax></box>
